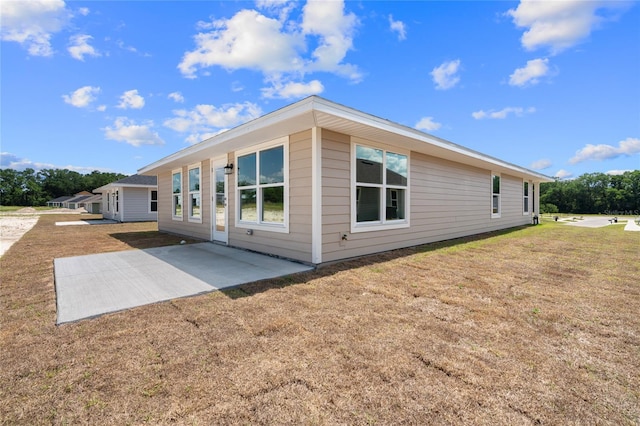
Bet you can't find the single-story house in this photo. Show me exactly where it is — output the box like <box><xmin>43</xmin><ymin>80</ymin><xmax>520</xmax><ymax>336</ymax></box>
<box><xmin>79</xmin><ymin>193</ymin><xmax>103</xmax><ymax>214</ymax></box>
<box><xmin>138</xmin><ymin>96</ymin><xmax>553</xmax><ymax>265</ymax></box>
<box><xmin>62</xmin><ymin>191</ymin><xmax>93</xmax><ymax>209</ymax></box>
<box><xmin>47</xmin><ymin>192</ymin><xmax>102</xmax><ymax>212</ymax></box>
<box><xmin>46</xmin><ymin>195</ymin><xmax>72</xmax><ymax>207</ymax></box>
<box><xmin>94</xmin><ymin>175</ymin><xmax>158</xmax><ymax>222</ymax></box>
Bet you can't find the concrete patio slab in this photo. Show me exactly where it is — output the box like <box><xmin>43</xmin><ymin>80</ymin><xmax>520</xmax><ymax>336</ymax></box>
<box><xmin>54</xmin><ymin>242</ymin><xmax>313</xmax><ymax>324</ymax></box>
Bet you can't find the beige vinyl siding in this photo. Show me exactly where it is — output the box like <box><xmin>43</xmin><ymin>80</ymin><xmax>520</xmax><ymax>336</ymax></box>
<box><xmin>321</xmin><ymin>134</ymin><xmax>532</xmax><ymax>263</ymax></box>
<box><xmin>229</xmin><ymin>130</ymin><xmax>313</xmax><ymax>263</ymax></box>
<box><xmin>157</xmin><ymin>161</ymin><xmax>211</xmax><ymax>240</ymax></box>
<box><xmin>121</xmin><ymin>187</ymin><xmax>157</xmax><ymax>222</ymax></box>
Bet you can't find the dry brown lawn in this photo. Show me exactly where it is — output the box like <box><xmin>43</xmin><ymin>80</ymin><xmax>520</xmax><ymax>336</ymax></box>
<box><xmin>1</xmin><ymin>214</ymin><xmax>639</xmax><ymax>425</ymax></box>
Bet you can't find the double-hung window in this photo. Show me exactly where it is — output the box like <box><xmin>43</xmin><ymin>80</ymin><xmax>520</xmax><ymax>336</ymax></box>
<box><xmin>492</xmin><ymin>173</ymin><xmax>501</xmax><ymax>218</ymax></box>
<box><xmin>523</xmin><ymin>181</ymin><xmax>529</xmax><ymax>214</ymax></box>
<box><xmin>188</xmin><ymin>164</ymin><xmax>201</xmax><ymax>222</ymax></box>
<box><xmin>236</xmin><ymin>137</ymin><xmax>288</xmax><ymax>232</ymax></box>
<box><xmin>352</xmin><ymin>141</ymin><xmax>409</xmax><ymax>232</ymax></box>
<box><xmin>172</xmin><ymin>169</ymin><xmax>183</xmax><ymax>220</ymax></box>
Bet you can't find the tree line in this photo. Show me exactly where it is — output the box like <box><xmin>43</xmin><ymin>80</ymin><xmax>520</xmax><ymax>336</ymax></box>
<box><xmin>540</xmin><ymin>170</ymin><xmax>640</xmax><ymax>215</ymax></box>
<box><xmin>0</xmin><ymin>168</ymin><xmax>127</xmax><ymax>207</ymax></box>
<box><xmin>1</xmin><ymin>167</ymin><xmax>638</xmax><ymax>214</ymax></box>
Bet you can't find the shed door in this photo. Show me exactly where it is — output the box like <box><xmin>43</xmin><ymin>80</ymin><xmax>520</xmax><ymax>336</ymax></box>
<box><xmin>212</xmin><ymin>157</ymin><xmax>228</xmax><ymax>244</ymax></box>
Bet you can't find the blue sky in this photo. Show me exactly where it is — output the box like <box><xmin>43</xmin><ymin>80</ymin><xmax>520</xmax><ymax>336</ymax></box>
<box><xmin>1</xmin><ymin>0</ymin><xmax>638</xmax><ymax>179</ymax></box>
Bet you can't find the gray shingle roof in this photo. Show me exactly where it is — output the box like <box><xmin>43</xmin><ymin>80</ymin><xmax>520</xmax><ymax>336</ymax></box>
<box><xmin>112</xmin><ymin>174</ymin><xmax>157</xmax><ymax>186</ymax></box>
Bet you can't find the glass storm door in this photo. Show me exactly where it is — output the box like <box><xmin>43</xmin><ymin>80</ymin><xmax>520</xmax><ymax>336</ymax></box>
<box><xmin>212</xmin><ymin>157</ymin><xmax>228</xmax><ymax>243</ymax></box>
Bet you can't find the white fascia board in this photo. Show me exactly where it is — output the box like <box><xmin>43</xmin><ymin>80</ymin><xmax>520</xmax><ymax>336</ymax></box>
<box><xmin>310</xmin><ymin>97</ymin><xmax>553</xmax><ymax>182</ymax></box>
<box><xmin>138</xmin><ymin>98</ymin><xmax>317</xmax><ymax>175</ymax></box>
<box><xmin>139</xmin><ymin>96</ymin><xmax>553</xmax><ymax>182</ymax></box>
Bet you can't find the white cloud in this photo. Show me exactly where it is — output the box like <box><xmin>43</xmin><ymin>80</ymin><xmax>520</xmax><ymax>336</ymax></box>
<box><xmin>0</xmin><ymin>0</ymin><xmax>70</xmax><ymax>56</ymax></box>
<box><xmin>97</xmin><ymin>104</ymin><xmax>107</xmax><ymax>112</ymax></box>
<box><xmin>255</xmin><ymin>0</ymin><xmax>297</xmax><ymax>22</ymax></box>
<box><xmin>431</xmin><ymin>59</ymin><xmax>461</xmax><ymax>90</ymax></box>
<box><xmin>607</xmin><ymin>169</ymin><xmax>632</xmax><ymax>176</ymax></box>
<box><xmin>62</xmin><ymin>85</ymin><xmax>100</xmax><ymax>108</ymax></box>
<box><xmin>178</xmin><ymin>1</ymin><xmax>360</xmax><ymax>97</ymax></box>
<box><xmin>509</xmin><ymin>58</ymin><xmax>549</xmax><ymax>87</ymax></box>
<box><xmin>168</xmin><ymin>92</ymin><xmax>185</xmax><ymax>103</ymax></box>
<box><xmin>163</xmin><ymin>102</ymin><xmax>262</xmax><ymax>144</ymax></box>
<box><xmin>0</xmin><ymin>152</ymin><xmax>111</xmax><ymax>173</ymax></box>
<box><xmin>261</xmin><ymin>79</ymin><xmax>324</xmax><ymax>99</ymax></box>
<box><xmin>389</xmin><ymin>15</ymin><xmax>406</xmax><ymax>41</ymax></box>
<box><xmin>569</xmin><ymin>137</ymin><xmax>640</xmax><ymax>164</ymax></box>
<box><xmin>530</xmin><ymin>159</ymin><xmax>552</xmax><ymax>170</ymax></box>
<box><xmin>117</xmin><ymin>89</ymin><xmax>145</xmax><ymax>109</ymax></box>
<box><xmin>554</xmin><ymin>169</ymin><xmax>573</xmax><ymax>179</ymax></box>
<box><xmin>78</xmin><ymin>7</ymin><xmax>89</xmax><ymax>16</ymax></box>
<box><xmin>68</xmin><ymin>34</ymin><xmax>100</xmax><ymax>60</ymax></box>
<box><xmin>415</xmin><ymin>117</ymin><xmax>442</xmax><ymax>132</ymax></box>
<box><xmin>301</xmin><ymin>0</ymin><xmax>359</xmax><ymax>78</ymax></box>
<box><xmin>472</xmin><ymin>106</ymin><xmax>536</xmax><ymax>120</ymax></box>
<box><xmin>506</xmin><ymin>0</ymin><xmax>630</xmax><ymax>54</ymax></box>
<box><xmin>103</xmin><ymin>117</ymin><xmax>164</xmax><ymax>147</ymax></box>
<box><xmin>178</xmin><ymin>9</ymin><xmax>305</xmax><ymax>78</ymax></box>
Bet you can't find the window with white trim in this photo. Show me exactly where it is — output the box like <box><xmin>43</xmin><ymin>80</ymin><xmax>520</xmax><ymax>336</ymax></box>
<box><xmin>236</xmin><ymin>138</ymin><xmax>288</xmax><ymax>232</ymax></box>
<box><xmin>188</xmin><ymin>164</ymin><xmax>201</xmax><ymax>222</ymax></box>
<box><xmin>115</xmin><ymin>190</ymin><xmax>119</xmax><ymax>213</ymax></box>
<box><xmin>172</xmin><ymin>169</ymin><xmax>183</xmax><ymax>220</ymax></box>
<box><xmin>106</xmin><ymin>193</ymin><xmax>110</xmax><ymax>212</ymax></box>
<box><xmin>149</xmin><ymin>189</ymin><xmax>158</xmax><ymax>213</ymax></box>
<box><xmin>352</xmin><ymin>143</ymin><xmax>409</xmax><ymax>232</ymax></box>
<box><xmin>523</xmin><ymin>181</ymin><xmax>529</xmax><ymax>214</ymax></box>
<box><xmin>492</xmin><ymin>173</ymin><xmax>501</xmax><ymax>218</ymax></box>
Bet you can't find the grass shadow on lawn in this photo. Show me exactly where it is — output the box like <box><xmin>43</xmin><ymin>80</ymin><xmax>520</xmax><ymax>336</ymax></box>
<box><xmin>109</xmin><ymin>229</ymin><xmax>204</xmax><ymax>250</ymax></box>
<box><xmin>224</xmin><ymin>225</ymin><xmax>533</xmax><ymax>300</ymax></box>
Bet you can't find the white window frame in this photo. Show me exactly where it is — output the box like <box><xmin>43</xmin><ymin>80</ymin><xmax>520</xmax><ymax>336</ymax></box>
<box><xmin>172</xmin><ymin>169</ymin><xmax>183</xmax><ymax>221</ymax></box>
<box><xmin>491</xmin><ymin>172</ymin><xmax>501</xmax><ymax>218</ymax></box>
<box><xmin>106</xmin><ymin>193</ymin><xmax>110</xmax><ymax>212</ymax></box>
<box><xmin>350</xmin><ymin>137</ymin><xmax>410</xmax><ymax>233</ymax></box>
<box><xmin>149</xmin><ymin>189</ymin><xmax>158</xmax><ymax>214</ymax></box>
<box><xmin>188</xmin><ymin>163</ymin><xmax>202</xmax><ymax>223</ymax></box>
<box><xmin>235</xmin><ymin>136</ymin><xmax>289</xmax><ymax>233</ymax></box>
<box><xmin>523</xmin><ymin>180</ymin><xmax>530</xmax><ymax>215</ymax></box>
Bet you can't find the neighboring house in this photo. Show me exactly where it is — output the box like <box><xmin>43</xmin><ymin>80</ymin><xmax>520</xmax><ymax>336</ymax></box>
<box><xmin>94</xmin><ymin>175</ymin><xmax>158</xmax><ymax>222</ymax></box>
<box><xmin>45</xmin><ymin>191</ymin><xmax>95</xmax><ymax>209</ymax></box>
<box><xmin>64</xmin><ymin>191</ymin><xmax>93</xmax><ymax>209</ymax></box>
<box><xmin>46</xmin><ymin>196</ymin><xmax>72</xmax><ymax>207</ymax></box>
<box><xmin>138</xmin><ymin>96</ymin><xmax>553</xmax><ymax>265</ymax></box>
<box><xmin>79</xmin><ymin>194</ymin><xmax>103</xmax><ymax>214</ymax></box>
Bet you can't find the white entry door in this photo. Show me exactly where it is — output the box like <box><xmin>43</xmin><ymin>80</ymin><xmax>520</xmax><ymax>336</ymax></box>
<box><xmin>212</xmin><ymin>157</ymin><xmax>228</xmax><ymax>244</ymax></box>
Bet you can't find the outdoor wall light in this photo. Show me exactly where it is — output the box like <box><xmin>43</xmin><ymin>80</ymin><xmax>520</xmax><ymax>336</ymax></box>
<box><xmin>224</xmin><ymin>163</ymin><xmax>234</xmax><ymax>175</ymax></box>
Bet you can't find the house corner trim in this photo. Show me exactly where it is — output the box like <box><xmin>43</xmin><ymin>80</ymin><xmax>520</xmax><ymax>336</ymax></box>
<box><xmin>311</xmin><ymin>126</ymin><xmax>322</xmax><ymax>264</ymax></box>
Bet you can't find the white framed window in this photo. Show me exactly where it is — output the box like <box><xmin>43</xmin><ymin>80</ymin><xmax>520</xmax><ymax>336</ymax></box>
<box><xmin>188</xmin><ymin>163</ymin><xmax>202</xmax><ymax>222</ymax></box>
<box><xmin>106</xmin><ymin>193</ymin><xmax>110</xmax><ymax>212</ymax></box>
<box><xmin>235</xmin><ymin>137</ymin><xmax>289</xmax><ymax>233</ymax></box>
<box><xmin>351</xmin><ymin>139</ymin><xmax>409</xmax><ymax>233</ymax></box>
<box><xmin>523</xmin><ymin>181</ymin><xmax>530</xmax><ymax>215</ymax></box>
<box><xmin>172</xmin><ymin>169</ymin><xmax>183</xmax><ymax>220</ymax></box>
<box><xmin>149</xmin><ymin>189</ymin><xmax>158</xmax><ymax>213</ymax></box>
<box><xmin>115</xmin><ymin>190</ymin><xmax>119</xmax><ymax>213</ymax></box>
<box><xmin>492</xmin><ymin>173</ymin><xmax>501</xmax><ymax>218</ymax></box>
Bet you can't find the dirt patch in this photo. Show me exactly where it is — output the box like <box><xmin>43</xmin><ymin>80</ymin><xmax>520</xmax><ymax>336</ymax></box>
<box><xmin>0</xmin><ymin>215</ymin><xmax>39</xmax><ymax>257</ymax></box>
<box><xmin>1</xmin><ymin>217</ymin><xmax>639</xmax><ymax>424</ymax></box>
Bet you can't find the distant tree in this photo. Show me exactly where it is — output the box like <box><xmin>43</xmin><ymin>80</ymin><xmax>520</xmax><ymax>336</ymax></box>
<box><xmin>0</xmin><ymin>168</ymin><xmax>128</xmax><ymax>206</ymax></box>
<box><xmin>540</xmin><ymin>170</ymin><xmax>640</xmax><ymax>214</ymax></box>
